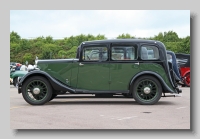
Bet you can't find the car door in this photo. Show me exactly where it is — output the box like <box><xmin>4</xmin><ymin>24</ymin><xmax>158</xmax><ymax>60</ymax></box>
<box><xmin>76</xmin><ymin>44</ymin><xmax>110</xmax><ymax>91</ymax></box>
<box><xmin>109</xmin><ymin>43</ymin><xmax>140</xmax><ymax>91</ymax></box>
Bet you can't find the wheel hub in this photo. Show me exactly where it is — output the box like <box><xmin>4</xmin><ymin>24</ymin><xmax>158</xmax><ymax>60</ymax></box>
<box><xmin>33</xmin><ymin>88</ymin><xmax>40</xmax><ymax>95</ymax></box>
<box><xmin>143</xmin><ymin>87</ymin><xmax>151</xmax><ymax>94</ymax></box>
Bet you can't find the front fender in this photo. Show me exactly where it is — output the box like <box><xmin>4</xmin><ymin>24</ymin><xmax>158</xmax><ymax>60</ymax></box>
<box><xmin>11</xmin><ymin>71</ymin><xmax>28</xmax><ymax>79</ymax></box>
<box><xmin>129</xmin><ymin>71</ymin><xmax>176</xmax><ymax>93</ymax></box>
<box><xmin>18</xmin><ymin>70</ymin><xmax>75</xmax><ymax>93</ymax></box>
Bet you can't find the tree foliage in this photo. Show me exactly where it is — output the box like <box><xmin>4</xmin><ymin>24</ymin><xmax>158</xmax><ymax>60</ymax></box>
<box><xmin>10</xmin><ymin>31</ymin><xmax>190</xmax><ymax>63</ymax></box>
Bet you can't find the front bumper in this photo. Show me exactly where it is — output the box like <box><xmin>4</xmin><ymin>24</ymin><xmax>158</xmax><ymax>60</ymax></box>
<box><xmin>17</xmin><ymin>77</ymin><xmax>22</xmax><ymax>93</ymax></box>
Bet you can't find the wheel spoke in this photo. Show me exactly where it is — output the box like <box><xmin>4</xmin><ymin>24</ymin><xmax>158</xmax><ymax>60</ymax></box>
<box><xmin>136</xmin><ymin>79</ymin><xmax>158</xmax><ymax>101</ymax></box>
<box><xmin>26</xmin><ymin>80</ymin><xmax>48</xmax><ymax>102</ymax></box>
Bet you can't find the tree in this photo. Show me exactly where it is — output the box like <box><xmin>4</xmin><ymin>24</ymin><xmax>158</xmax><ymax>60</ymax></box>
<box><xmin>58</xmin><ymin>50</ymin><xmax>67</xmax><ymax>58</ymax></box>
<box><xmin>10</xmin><ymin>31</ymin><xmax>21</xmax><ymax>43</ymax></box>
<box><xmin>41</xmin><ymin>44</ymin><xmax>61</xmax><ymax>59</ymax></box>
<box><xmin>65</xmin><ymin>46</ymin><xmax>77</xmax><ymax>58</ymax></box>
<box><xmin>117</xmin><ymin>33</ymin><xmax>134</xmax><ymax>39</ymax></box>
<box><xmin>178</xmin><ymin>36</ymin><xmax>190</xmax><ymax>54</ymax></box>
<box><xmin>10</xmin><ymin>31</ymin><xmax>190</xmax><ymax>63</ymax></box>
<box><xmin>20</xmin><ymin>39</ymin><xmax>30</xmax><ymax>50</ymax></box>
<box><xmin>163</xmin><ymin>31</ymin><xmax>179</xmax><ymax>42</ymax></box>
<box><xmin>45</xmin><ymin>36</ymin><xmax>54</xmax><ymax>44</ymax></box>
<box><xmin>23</xmin><ymin>53</ymin><xmax>33</xmax><ymax>64</ymax></box>
<box><xmin>153</xmin><ymin>32</ymin><xmax>164</xmax><ymax>42</ymax></box>
<box><xmin>96</xmin><ymin>34</ymin><xmax>106</xmax><ymax>40</ymax></box>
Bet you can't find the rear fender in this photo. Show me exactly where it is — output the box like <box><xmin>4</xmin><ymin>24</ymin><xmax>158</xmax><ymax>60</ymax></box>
<box><xmin>129</xmin><ymin>71</ymin><xmax>176</xmax><ymax>93</ymax></box>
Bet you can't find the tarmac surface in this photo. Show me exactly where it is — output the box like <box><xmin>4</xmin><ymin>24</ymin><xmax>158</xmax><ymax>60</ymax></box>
<box><xmin>10</xmin><ymin>85</ymin><xmax>190</xmax><ymax>129</ymax></box>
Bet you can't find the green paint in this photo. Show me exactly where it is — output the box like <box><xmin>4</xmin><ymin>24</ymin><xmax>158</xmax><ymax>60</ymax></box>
<box><xmin>110</xmin><ymin>63</ymin><xmax>140</xmax><ymax>90</ymax></box>
<box><xmin>76</xmin><ymin>63</ymin><xmax>110</xmax><ymax>90</ymax></box>
<box><xmin>37</xmin><ymin>60</ymin><xmax>174</xmax><ymax>92</ymax></box>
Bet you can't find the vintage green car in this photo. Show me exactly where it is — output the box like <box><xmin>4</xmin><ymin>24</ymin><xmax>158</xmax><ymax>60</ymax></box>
<box><xmin>18</xmin><ymin>39</ymin><xmax>182</xmax><ymax>105</ymax></box>
<box><xmin>10</xmin><ymin>70</ymin><xmax>28</xmax><ymax>87</ymax></box>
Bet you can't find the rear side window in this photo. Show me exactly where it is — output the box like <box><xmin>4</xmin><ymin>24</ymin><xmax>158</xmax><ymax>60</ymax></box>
<box><xmin>111</xmin><ymin>46</ymin><xmax>136</xmax><ymax>60</ymax></box>
<box><xmin>141</xmin><ymin>45</ymin><xmax>159</xmax><ymax>60</ymax></box>
<box><xmin>167</xmin><ymin>54</ymin><xmax>172</xmax><ymax>62</ymax></box>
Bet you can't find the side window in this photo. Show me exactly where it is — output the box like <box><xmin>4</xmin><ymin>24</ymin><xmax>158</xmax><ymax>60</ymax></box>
<box><xmin>82</xmin><ymin>46</ymin><xmax>108</xmax><ymax>61</ymax></box>
<box><xmin>141</xmin><ymin>45</ymin><xmax>159</xmax><ymax>60</ymax></box>
<box><xmin>111</xmin><ymin>46</ymin><xmax>136</xmax><ymax>60</ymax></box>
<box><xmin>167</xmin><ymin>54</ymin><xmax>172</xmax><ymax>62</ymax></box>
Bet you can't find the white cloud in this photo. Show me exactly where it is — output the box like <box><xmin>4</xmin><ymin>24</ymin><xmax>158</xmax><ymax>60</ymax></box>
<box><xmin>10</xmin><ymin>10</ymin><xmax>190</xmax><ymax>39</ymax></box>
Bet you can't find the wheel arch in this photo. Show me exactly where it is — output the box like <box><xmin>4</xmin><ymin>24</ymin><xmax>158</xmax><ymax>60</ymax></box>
<box><xmin>18</xmin><ymin>70</ymin><xmax>75</xmax><ymax>93</ymax></box>
<box><xmin>129</xmin><ymin>71</ymin><xmax>175</xmax><ymax>93</ymax></box>
<box><xmin>183</xmin><ymin>70</ymin><xmax>190</xmax><ymax>77</ymax></box>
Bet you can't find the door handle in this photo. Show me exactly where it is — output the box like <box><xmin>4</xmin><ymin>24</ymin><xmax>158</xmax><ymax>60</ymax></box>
<box><xmin>134</xmin><ymin>62</ymin><xmax>139</xmax><ymax>65</ymax></box>
<box><xmin>79</xmin><ymin>63</ymin><xmax>84</xmax><ymax>66</ymax></box>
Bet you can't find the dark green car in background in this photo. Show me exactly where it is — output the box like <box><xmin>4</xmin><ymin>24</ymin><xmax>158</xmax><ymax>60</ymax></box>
<box><xmin>18</xmin><ymin>39</ymin><xmax>182</xmax><ymax>105</ymax></box>
<box><xmin>10</xmin><ymin>69</ymin><xmax>28</xmax><ymax>87</ymax></box>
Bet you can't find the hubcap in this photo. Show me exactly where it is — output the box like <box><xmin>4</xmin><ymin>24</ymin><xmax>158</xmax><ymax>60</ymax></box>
<box><xmin>33</xmin><ymin>88</ymin><xmax>40</xmax><ymax>95</ymax></box>
<box><xmin>136</xmin><ymin>79</ymin><xmax>158</xmax><ymax>101</ymax></box>
<box><xmin>143</xmin><ymin>87</ymin><xmax>151</xmax><ymax>94</ymax></box>
<box><xmin>26</xmin><ymin>80</ymin><xmax>48</xmax><ymax>101</ymax></box>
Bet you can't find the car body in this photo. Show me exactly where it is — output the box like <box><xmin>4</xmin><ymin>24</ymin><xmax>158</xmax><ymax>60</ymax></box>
<box><xmin>18</xmin><ymin>39</ymin><xmax>182</xmax><ymax>105</ymax></box>
<box><xmin>10</xmin><ymin>70</ymin><xmax>28</xmax><ymax>87</ymax></box>
<box><xmin>166</xmin><ymin>51</ymin><xmax>183</xmax><ymax>82</ymax></box>
<box><xmin>175</xmin><ymin>53</ymin><xmax>190</xmax><ymax>87</ymax></box>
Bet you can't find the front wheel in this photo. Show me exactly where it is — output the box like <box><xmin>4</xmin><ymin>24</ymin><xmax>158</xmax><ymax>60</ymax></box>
<box><xmin>22</xmin><ymin>76</ymin><xmax>53</xmax><ymax>105</ymax></box>
<box><xmin>132</xmin><ymin>76</ymin><xmax>162</xmax><ymax>105</ymax></box>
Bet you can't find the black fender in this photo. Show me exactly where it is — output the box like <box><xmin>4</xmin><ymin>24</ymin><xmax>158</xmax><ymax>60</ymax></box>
<box><xmin>18</xmin><ymin>70</ymin><xmax>75</xmax><ymax>93</ymax></box>
<box><xmin>129</xmin><ymin>71</ymin><xmax>176</xmax><ymax>93</ymax></box>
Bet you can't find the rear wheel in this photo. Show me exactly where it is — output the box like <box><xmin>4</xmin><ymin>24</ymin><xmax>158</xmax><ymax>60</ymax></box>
<box><xmin>132</xmin><ymin>76</ymin><xmax>162</xmax><ymax>105</ymax></box>
<box><xmin>184</xmin><ymin>73</ymin><xmax>190</xmax><ymax>87</ymax></box>
<box><xmin>22</xmin><ymin>76</ymin><xmax>53</xmax><ymax>105</ymax></box>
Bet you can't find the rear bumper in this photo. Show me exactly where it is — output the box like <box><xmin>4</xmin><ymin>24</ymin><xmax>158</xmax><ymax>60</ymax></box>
<box><xmin>176</xmin><ymin>87</ymin><xmax>182</xmax><ymax>93</ymax></box>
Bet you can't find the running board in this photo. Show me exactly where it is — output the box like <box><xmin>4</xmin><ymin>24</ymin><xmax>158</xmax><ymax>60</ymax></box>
<box><xmin>162</xmin><ymin>93</ymin><xmax>182</xmax><ymax>97</ymax></box>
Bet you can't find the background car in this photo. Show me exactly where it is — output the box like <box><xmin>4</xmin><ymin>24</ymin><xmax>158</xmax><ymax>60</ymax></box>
<box><xmin>11</xmin><ymin>70</ymin><xmax>28</xmax><ymax>87</ymax></box>
<box><xmin>10</xmin><ymin>67</ymin><xmax>28</xmax><ymax>87</ymax></box>
<box><xmin>166</xmin><ymin>51</ymin><xmax>183</xmax><ymax>83</ymax></box>
<box><xmin>175</xmin><ymin>53</ymin><xmax>190</xmax><ymax>87</ymax></box>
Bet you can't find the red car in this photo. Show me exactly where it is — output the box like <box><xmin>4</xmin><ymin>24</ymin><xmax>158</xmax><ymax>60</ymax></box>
<box><xmin>175</xmin><ymin>53</ymin><xmax>190</xmax><ymax>87</ymax></box>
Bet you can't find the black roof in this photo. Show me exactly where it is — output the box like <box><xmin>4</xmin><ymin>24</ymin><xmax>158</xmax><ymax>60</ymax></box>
<box><xmin>175</xmin><ymin>53</ymin><xmax>190</xmax><ymax>59</ymax></box>
<box><xmin>175</xmin><ymin>53</ymin><xmax>190</xmax><ymax>67</ymax></box>
<box><xmin>82</xmin><ymin>39</ymin><xmax>162</xmax><ymax>44</ymax></box>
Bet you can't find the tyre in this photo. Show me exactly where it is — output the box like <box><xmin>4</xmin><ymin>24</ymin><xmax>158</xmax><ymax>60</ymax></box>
<box><xmin>184</xmin><ymin>73</ymin><xmax>190</xmax><ymax>87</ymax></box>
<box><xmin>49</xmin><ymin>94</ymin><xmax>57</xmax><ymax>101</ymax></box>
<box><xmin>21</xmin><ymin>76</ymin><xmax>53</xmax><ymax>105</ymax></box>
<box><xmin>132</xmin><ymin>76</ymin><xmax>162</xmax><ymax>105</ymax></box>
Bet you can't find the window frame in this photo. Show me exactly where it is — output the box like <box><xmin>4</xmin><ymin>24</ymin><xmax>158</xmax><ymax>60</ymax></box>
<box><xmin>80</xmin><ymin>44</ymin><xmax>109</xmax><ymax>62</ymax></box>
<box><xmin>110</xmin><ymin>45</ymin><xmax>138</xmax><ymax>61</ymax></box>
<box><xmin>140</xmin><ymin>45</ymin><xmax>160</xmax><ymax>60</ymax></box>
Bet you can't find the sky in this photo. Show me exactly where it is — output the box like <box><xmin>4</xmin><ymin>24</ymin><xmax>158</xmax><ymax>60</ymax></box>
<box><xmin>10</xmin><ymin>10</ymin><xmax>190</xmax><ymax>39</ymax></box>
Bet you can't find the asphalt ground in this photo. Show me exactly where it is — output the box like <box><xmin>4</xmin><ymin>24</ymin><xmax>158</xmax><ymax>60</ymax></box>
<box><xmin>10</xmin><ymin>85</ymin><xmax>190</xmax><ymax>129</ymax></box>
